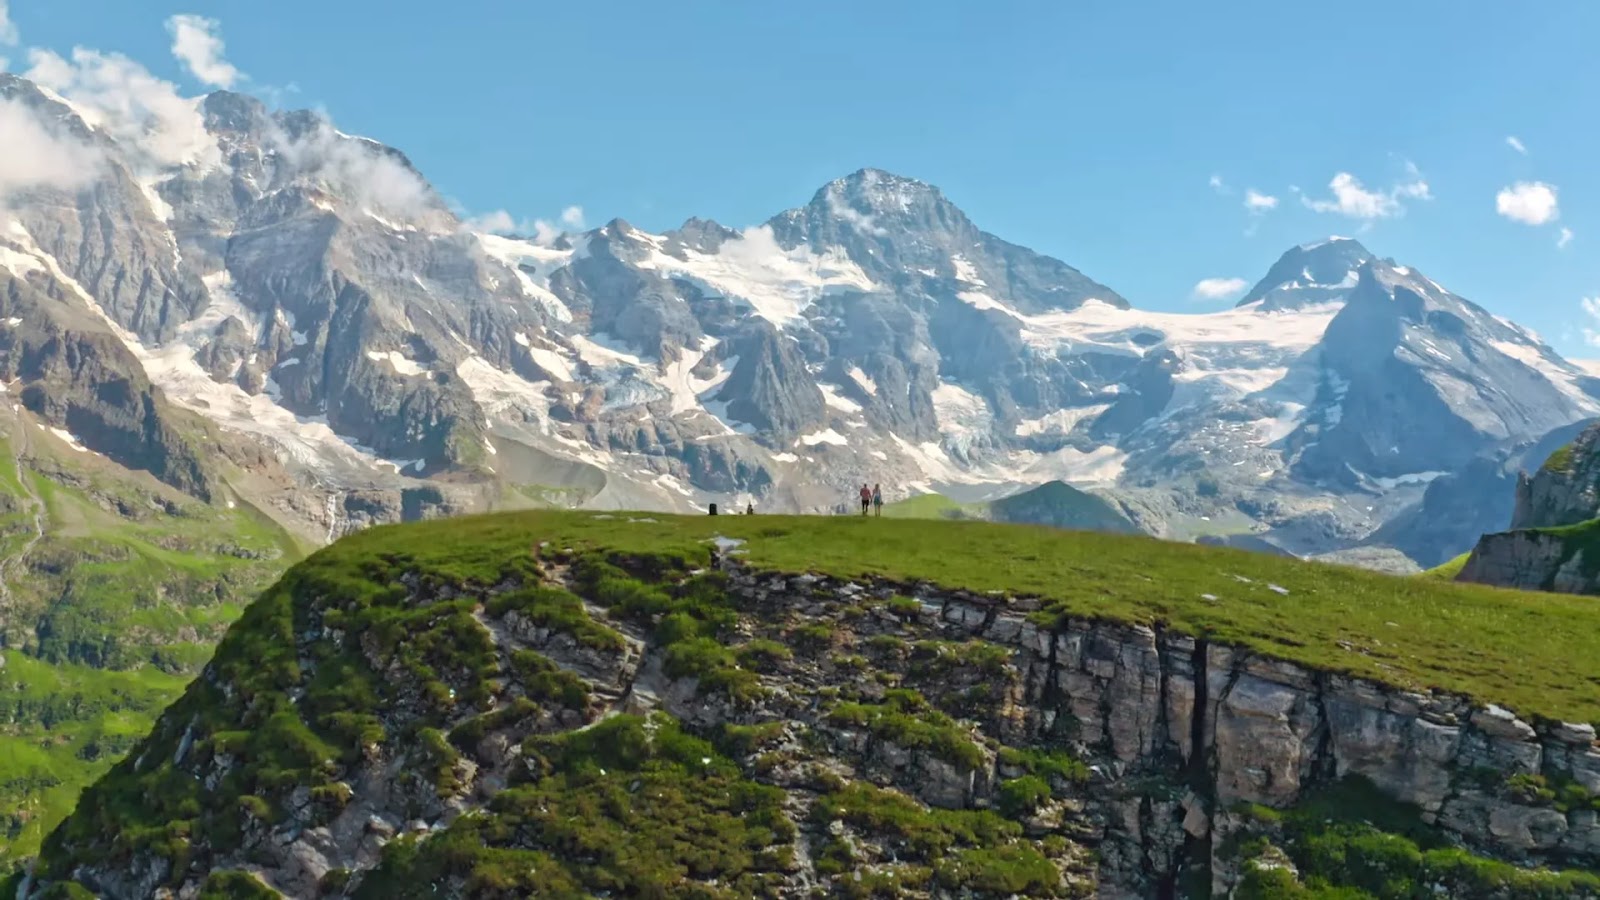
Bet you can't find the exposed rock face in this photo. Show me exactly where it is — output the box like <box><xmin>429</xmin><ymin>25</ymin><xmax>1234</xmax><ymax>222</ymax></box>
<box><xmin>0</xmin><ymin>269</ymin><xmax>219</xmax><ymax>500</ymax></box>
<box><xmin>1455</xmin><ymin>420</ymin><xmax>1600</xmax><ymax>592</ymax></box>
<box><xmin>32</xmin><ymin>556</ymin><xmax>1600</xmax><ymax>898</ymax></box>
<box><xmin>713</xmin><ymin>321</ymin><xmax>826</xmax><ymax>443</ymax></box>
<box><xmin>1512</xmin><ymin>421</ymin><xmax>1600</xmax><ymax>530</ymax></box>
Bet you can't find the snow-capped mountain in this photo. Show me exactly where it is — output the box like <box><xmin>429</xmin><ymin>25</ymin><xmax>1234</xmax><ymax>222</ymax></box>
<box><xmin>1</xmin><ymin>73</ymin><xmax>1594</xmax><ymax>564</ymax></box>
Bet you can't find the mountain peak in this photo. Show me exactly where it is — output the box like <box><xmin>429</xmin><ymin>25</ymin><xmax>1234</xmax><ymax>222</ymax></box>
<box><xmin>1237</xmin><ymin>237</ymin><xmax>1374</xmax><ymax>310</ymax></box>
<box><xmin>811</xmin><ymin>167</ymin><xmax>949</xmax><ymax>219</ymax></box>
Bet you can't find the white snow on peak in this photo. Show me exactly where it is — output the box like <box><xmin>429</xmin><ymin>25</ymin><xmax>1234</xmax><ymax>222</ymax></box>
<box><xmin>1491</xmin><ymin>339</ymin><xmax>1600</xmax><ymax>414</ymax></box>
<box><xmin>950</xmin><ymin>254</ymin><xmax>984</xmax><ymax>285</ymax></box>
<box><xmin>571</xmin><ymin>333</ymin><xmax>648</xmax><ymax>370</ymax></box>
<box><xmin>473</xmin><ymin>232</ymin><xmax>575</xmax><ymax>323</ymax></box>
<box><xmin>1017</xmin><ymin>299</ymin><xmax>1338</xmax><ymax>357</ymax></box>
<box><xmin>527</xmin><ymin>345</ymin><xmax>575</xmax><ymax>383</ymax></box>
<box><xmin>800</xmin><ymin>428</ymin><xmax>850</xmax><ymax>447</ymax></box>
<box><xmin>47</xmin><ymin>426</ymin><xmax>90</xmax><ymax>453</ymax></box>
<box><xmin>662</xmin><ymin>343</ymin><xmax>723</xmax><ymax>415</ymax></box>
<box><xmin>456</xmin><ymin>355</ymin><xmax>554</xmax><ymax>426</ymax></box>
<box><xmin>633</xmin><ymin>225</ymin><xmax>876</xmax><ymax>326</ymax></box>
<box><xmin>366</xmin><ymin>350</ymin><xmax>428</xmax><ymax>377</ymax></box>
<box><xmin>1014</xmin><ymin>405</ymin><xmax>1110</xmax><ymax>438</ymax></box>
<box><xmin>0</xmin><ymin>244</ymin><xmax>45</xmax><ymax>278</ymax></box>
<box><xmin>819</xmin><ymin>383</ymin><xmax>863</xmax><ymax>414</ymax></box>
<box><xmin>931</xmin><ymin>382</ymin><xmax>993</xmax><ymax>441</ymax></box>
<box><xmin>957</xmin><ymin>290</ymin><xmax>1011</xmax><ymax>313</ymax></box>
<box><xmin>1298</xmin><ymin>236</ymin><xmax>1353</xmax><ymax>251</ymax></box>
<box><xmin>847</xmin><ymin>366</ymin><xmax>878</xmax><ymax>396</ymax></box>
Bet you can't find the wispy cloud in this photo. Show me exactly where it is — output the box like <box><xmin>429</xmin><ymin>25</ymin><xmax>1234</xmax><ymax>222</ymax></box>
<box><xmin>0</xmin><ymin>96</ymin><xmax>106</xmax><ymax>213</ymax></box>
<box><xmin>1495</xmin><ymin>181</ymin><xmax>1559</xmax><ymax>226</ymax></box>
<box><xmin>1298</xmin><ymin>165</ymin><xmax>1431</xmax><ymax>219</ymax></box>
<box><xmin>272</xmin><ymin>118</ymin><xmax>441</xmax><ymax>221</ymax></box>
<box><xmin>165</xmin><ymin>14</ymin><xmax>241</xmax><ymax>89</ymax></box>
<box><xmin>0</xmin><ymin>1</ymin><xmax>17</xmax><ymax>46</ymax></box>
<box><xmin>1506</xmin><ymin>135</ymin><xmax>1528</xmax><ymax>155</ymax></box>
<box><xmin>1243</xmin><ymin>189</ymin><xmax>1278</xmax><ymax>212</ymax></box>
<box><xmin>25</xmin><ymin>47</ymin><xmax>221</xmax><ymax>171</ymax></box>
<box><xmin>1559</xmin><ymin>227</ymin><xmax>1574</xmax><ymax>250</ymax></box>
<box><xmin>1582</xmin><ymin>297</ymin><xmax>1600</xmax><ymax>347</ymax></box>
<box><xmin>465</xmin><ymin>205</ymin><xmax>587</xmax><ymax>245</ymax></box>
<box><xmin>1192</xmin><ymin>277</ymin><xmax>1249</xmax><ymax>301</ymax></box>
<box><xmin>1208</xmin><ymin>173</ymin><xmax>1229</xmax><ymax>195</ymax></box>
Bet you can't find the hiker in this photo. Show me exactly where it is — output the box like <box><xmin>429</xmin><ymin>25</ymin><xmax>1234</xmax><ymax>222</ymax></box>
<box><xmin>872</xmin><ymin>483</ymin><xmax>884</xmax><ymax>517</ymax></box>
<box><xmin>859</xmin><ymin>483</ymin><xmax>872</xmax><ymax>516</ymax></box>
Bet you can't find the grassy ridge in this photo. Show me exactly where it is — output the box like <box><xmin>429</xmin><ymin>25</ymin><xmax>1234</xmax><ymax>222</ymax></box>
<box><xmin>317</xmin><ymin>510</ymin><xmax>1600</xmax><ymax>724</ymax></box>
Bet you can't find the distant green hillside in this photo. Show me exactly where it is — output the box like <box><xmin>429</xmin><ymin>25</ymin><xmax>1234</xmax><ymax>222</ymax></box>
<box><xmin>0</xmin><ymin>428</ymin><xmax>301</xmax><ymax>866</ymax></box>
<box><xmin>1422</xmin><ymin>552</ymin><xmax>1471</xmax><ymax>579</ymax></box>
<box><xmin>883</xmin><ymin>481</ymin><xmax>1137</xmax><ymax>534</ymax></box>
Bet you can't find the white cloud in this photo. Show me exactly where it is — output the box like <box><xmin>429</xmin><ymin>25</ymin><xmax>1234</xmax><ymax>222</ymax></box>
<box><xmin>1495</xmin><ymin>181</ymin><xmax>1559</xmax><ymax>226</ymax></box>
<box><xmin>0</xmin><ymin>1</ymin><xmax>17</xmax><ymax>46</ymax></box>
<box><xmin>1300</xmin><ymin>167</ymin><xmax>1431</xmax><ymax>219</ymax></box>
<box><xmin>465</xmin><ymin>209</ymin><xmax>519</xmax><ymax>233</ymax></box>
<box><xmin>1208</xmin><ymin>173</ymin><xmax>1228</xmax><ymax>195</ymax></box>
<box><xmin>0</xmin><ymin>97</ymin><xmax>105</xmax><ymax>214</ymax></box>
<box><xmin>166</xmin><ymin>15</ymin><xmax>241</xmax><ymax>89</ymax></box>
<box><xmin>1559</xmin><ymin>227</ymin><xmax>1574</xmax><ymax>249</ymax></box>
<box><xmin>272</xmin><ymin>118</ymin><xmax>440</xmax><ymax>222</ymax></box>
<box><xmin>24</xmin><ymin>47</ymin><xmax>219</xmax><ymax>171</ymax></box>
<box><xmin>1506</xmin><ymin>135</ymin><xmax>1527</xmax><ymax>155</ymax></box>
<box><xmin>1583</xmin><ymin>297</ymin><xmax>1600</xmax><ymax>347</ymax></box>
<box><xmin>1192</xmin><ymin>277</ymin><xmax>1249</xmax><ymax>301</ymax></box>
<box><xmin>1243</xmin><ymin>189</ymin><xmax>1277</xmax><ymax>212</ymax></box>
<box><xmin>826</xmin><ymin>194</ymin><xmax>887</xmax><ymax>236</ymax></box>
<box><xmin>464</xmin><ymin>205</ymin><xmax>587</xmax><ymax>245</ymax></box>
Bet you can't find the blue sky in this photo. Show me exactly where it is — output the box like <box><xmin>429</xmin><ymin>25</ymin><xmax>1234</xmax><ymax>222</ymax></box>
<box><xmin>8</xmin><ymin>0</ymin><xmax>1600</xmax><ymax>355</ymax></box>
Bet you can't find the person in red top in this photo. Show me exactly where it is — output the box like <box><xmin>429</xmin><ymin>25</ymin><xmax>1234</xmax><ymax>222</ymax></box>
<box><xmin>859</xmin><ymin>483</ymin><xmax>872</xmax><ymax>516</ymax></box>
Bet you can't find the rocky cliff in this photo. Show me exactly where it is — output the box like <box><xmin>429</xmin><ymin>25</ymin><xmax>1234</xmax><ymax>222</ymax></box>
<box><xmin>19</xmin><ymin>513</ymin><xmax>1599</xmax><ymax>899</ymax></box>
<box><xmin>1457</xmin><ymin>421</ymin><xmax>1600</xmax><ymax>593</ymax></box>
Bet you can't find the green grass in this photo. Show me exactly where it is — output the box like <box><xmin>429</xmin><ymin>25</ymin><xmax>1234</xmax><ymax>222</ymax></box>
<box><xmin>1422</xmin><ymin>552</ymin><xmax>1471</xmax><ymax>580</ymax></box>
<box><xmin>0</xmin><ymin>654</ymin><xmax>189</xmax><ymax>864</ymax></box>
<box><xmin>1235</xmin><ymin>777</ymin><xmax>1600</xmax><ymax>898</ymax></box>
<box><xmin>1542</xmin><ymin>442</ymin><xmax>1576</xmax><ymax>474</ymax></box>
<box><xmin>354</xmin><ymin>714</ymin><xmax>798</xmax><ymax>898</ymax></box>
<box><xmin>881</xmin><ymin>492</ymin><xmax>973</xmax><ymax>520</ymax></box>
<box><xmin>290</xmin><ymin>510</ymin><xmax>1600</xmax><ymax>724</ymax></box>
<box><xmin>0</xmin><ymin>438</ymin><xmax>300</xmax><ymax>870</ymax></box>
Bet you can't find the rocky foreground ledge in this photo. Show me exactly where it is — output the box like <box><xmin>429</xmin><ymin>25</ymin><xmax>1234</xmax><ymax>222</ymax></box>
<box><xmin>13</xmin><ymin>512</ymin><xmax>1600</xmax><ymax>898</ymax></box>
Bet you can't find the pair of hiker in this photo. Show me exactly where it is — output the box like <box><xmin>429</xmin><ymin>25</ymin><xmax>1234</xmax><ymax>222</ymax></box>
<box><xmin>858</xmin><ymin>483</ymin><xmax>884</xmax><ymax>516</ymax></box>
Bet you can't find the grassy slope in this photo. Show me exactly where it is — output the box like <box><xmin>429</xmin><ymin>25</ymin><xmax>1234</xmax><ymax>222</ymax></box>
<box><xmin>1422</xmin><ymin>552</ymin><xmax>1471</xmax><ymax>580</ymax></box>
<box><xmin>0</xmin><ymin>433</ymin><xmax>299</xmax><ymax>865</ymax></box>
<box><xmin>316</xmin><ymin>510</ymin><xmax>1600</xmax><ymax>724</ymax></box>
<box><xmin>884</xmin><ymin>483</ymin><xmax>1136</xmax><ymax>533</ymax></box>
<box><xmin>881</xmin><ymin>493</ymin><xmax>974</xmax><ymax>519</ymax></box>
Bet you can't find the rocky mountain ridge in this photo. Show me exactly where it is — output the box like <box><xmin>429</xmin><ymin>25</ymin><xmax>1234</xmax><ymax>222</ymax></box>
<box><xmin>3</xmin><ymin>71</ymin><xmax>1598</xmax><ymax>570</ymax></box>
